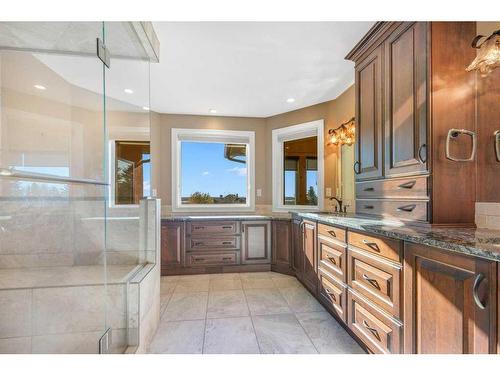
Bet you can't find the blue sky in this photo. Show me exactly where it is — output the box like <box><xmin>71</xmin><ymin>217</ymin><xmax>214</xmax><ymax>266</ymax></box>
<box><xmin>181</xmin><ymin>142</ymin><xmax>247</xmax><ymax>197</ymax></box>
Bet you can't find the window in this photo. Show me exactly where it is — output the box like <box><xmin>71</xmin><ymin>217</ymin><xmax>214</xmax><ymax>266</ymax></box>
<box><xmin>110</xmin><ymin>141</ymin><xmax>151</xmax><ymax>206</ymax></box>
<box><xmin>172</xmin><ymin>128</ymin><xmax>255</xmax><ymax>211</ymax></box>
<box><xmin>272</xmin><ymin>120</ymin><xmax>324</xmax><ymax>211</ymax></box>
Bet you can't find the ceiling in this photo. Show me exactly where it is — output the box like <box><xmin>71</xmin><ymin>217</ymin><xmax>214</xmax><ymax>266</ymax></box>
<box><xmin>150</xmin><ymin>22</ymin><xmax>374</xmax><ymax>118</ymax></box>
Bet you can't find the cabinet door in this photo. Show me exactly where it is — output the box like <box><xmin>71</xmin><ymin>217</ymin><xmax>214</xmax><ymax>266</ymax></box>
<box><xmin>161</xmin><ymin>222</ymin><xmax>184</xmax><ymax>270</ymax></box>
<box><xmin>404</xmin><ymin>243</ymin><xmax>497</xmax><ymax>353</ymax></box>
<box><xmin>241</xmin><ymin>221</ymin><xmax>271</xmax><ymax>264</ymax></box>
<box><xmin>355</xmin><ymin>45</ymin><xmax>384</xmax><ymax>181</ymax></box>
<box><xmin>271</xmin><ymin>220</ymin><xmax>292</xmax><ymax>272</ymax></box>
<box><xmin>384</xmin><ymin>22</ymin><xmax>428</xmax><ymax>177</ymax></box>
<box><xmin>302</xmin><ymin>220</ymin><xmax>318</xmax><ymax>294</ymax></box>
<box><xmin>292</xmin><ymin>219</ymin><xmax>304</xmax><ymax>278</ymax></box>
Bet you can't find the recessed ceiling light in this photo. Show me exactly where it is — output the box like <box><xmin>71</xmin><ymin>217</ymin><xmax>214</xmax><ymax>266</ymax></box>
<box><xmin>142</xmin><ymin>106</ymin><xmax>150</xmax><ymax>111</ymax></box>
<box><xmin>286</xmin><ymin>98</ymin><xmax>295</xmax><ymax>103</ymax></box>
<box><xmin>209</xmin><ymin>109</ymin><xmax>217</xmax><ymax>114</ymax></box>
<box><xmin>34</xmin><ymin>84</ymin><xmax>46</xmax><ymax>90</ymax></box>
<box><xmin>124</xmin><ymin>89</ymin><xmax>134</xmax><ymax>94</ymax></box>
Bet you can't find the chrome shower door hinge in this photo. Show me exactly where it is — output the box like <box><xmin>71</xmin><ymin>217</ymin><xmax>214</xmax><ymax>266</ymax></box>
<box><xmin>96</xmin><ymin>38</ymin><xmax>110</xmax><ymax>68</ymax></box>
<box><xmin>99</xmin><ymin>328</ymin><xmax>112</xmax><ymax>354</ymax></box>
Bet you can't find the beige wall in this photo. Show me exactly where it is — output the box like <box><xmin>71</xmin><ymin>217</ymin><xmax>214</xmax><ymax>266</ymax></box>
<box><xmin>152</xmin><ymin>85</ymin><xmax>356</xmax><ymax>212</ymax></box>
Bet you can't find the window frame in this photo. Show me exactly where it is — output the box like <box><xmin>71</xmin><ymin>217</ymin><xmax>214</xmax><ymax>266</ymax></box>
<box><xmin>171</xmin><ymin>128</ymin><xmax>256</xmax><ymax>212</ymax></box>
<box><xmin>108</xmin><ymin>139</ymin><xmax>151</xmax><ymax>208</ymax></box>
<box><xmin>272</xmin><ymin>119</ymin><xmax>324</xmax><ymax>212</ymax></box>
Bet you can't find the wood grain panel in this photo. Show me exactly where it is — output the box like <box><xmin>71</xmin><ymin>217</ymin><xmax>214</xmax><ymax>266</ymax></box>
<box><xmin>161</xmin><ymin>222</ymin><xmax>184</xmax><ymax>271</ymax></box>
<box><xmin>348</xmin><ymin>230</ymin><xmax>402</xmax><ymax>263</ymax></box>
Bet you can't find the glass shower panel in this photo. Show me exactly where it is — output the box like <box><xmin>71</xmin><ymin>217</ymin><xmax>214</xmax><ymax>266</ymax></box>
<box><xmin>0</xmin><ymin>22</ymin><xmax>108</xmax><ymax>353</ymax></box>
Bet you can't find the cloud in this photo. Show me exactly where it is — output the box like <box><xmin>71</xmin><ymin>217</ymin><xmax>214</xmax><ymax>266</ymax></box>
<box><xmin>226</xmin><ymin>167</ymin><xmax>247</xmax><ymax>176</ymax></box>
<box><xmin>201</xmin><ymin>171</ymin><xmax>210</xmax><ymax>176</ymax></box>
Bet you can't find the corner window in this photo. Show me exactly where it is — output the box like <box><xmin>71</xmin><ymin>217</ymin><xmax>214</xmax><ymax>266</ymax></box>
<box><xmin>110</xmin><ymin>141</ymin><xmax>151</xmax><ymax>206</ymax></box>
<box><xmin>172</xmin><ymin>129</ymin><xmax>255</xmax><ymax>211</ymax></box>
<box><xmin>272</xmin><ymin>120</ymin><xmax>324</xmax><ymax>212</ymax></box>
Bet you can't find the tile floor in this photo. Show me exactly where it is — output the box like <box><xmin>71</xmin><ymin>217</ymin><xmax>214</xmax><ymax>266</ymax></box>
<box><xmin>148</xmin><ymin>272</ymin><xmax>365</xmax><ymax>354</ymax></box>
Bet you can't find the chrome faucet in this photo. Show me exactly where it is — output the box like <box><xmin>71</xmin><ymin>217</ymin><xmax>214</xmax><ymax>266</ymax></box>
<box><xmin>329</xmin><ymin>196</ymin><xmax>344</xmax><ymax>213</ymax></box>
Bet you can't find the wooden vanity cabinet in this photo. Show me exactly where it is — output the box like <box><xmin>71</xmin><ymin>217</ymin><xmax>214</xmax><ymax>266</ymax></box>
<box><xmin>161</xmin><ymin>221</ymin><xmax>185</xmax><ymax>272</ymax></box>
<box><xmin>404</xmin><ymin>243</ymin><xmax>498</xmax><ymax>354</ymax></box>
<box><xmin>241</xmin><ymin>221</ymin><xmax>271</xmax><ymax>265</ymax></box>
<box><xmin>302</xmin><ymin>220</ymin><xmax>318</xmax><ymax>295</ymax></box>
<box><xmin>292</xmin><ymin>219</ymin><xmax>304</xmax><ymax>279</ymax></box>
<box><xmin>271</xmin><ymin>220</ymin><xmax>294</xmax><ymax>275</ymax></box>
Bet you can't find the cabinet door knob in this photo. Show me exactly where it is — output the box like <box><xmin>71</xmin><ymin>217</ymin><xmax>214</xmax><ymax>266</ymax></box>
<box><xmin>473</xmin><ymin>273</ymin><xmax>487</xmax><ymax>310</ymax></box>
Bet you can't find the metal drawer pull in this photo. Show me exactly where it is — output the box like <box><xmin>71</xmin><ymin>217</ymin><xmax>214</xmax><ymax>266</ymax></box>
<box><xmin>194</xmin><ymin>241</ymin><xmax>204</xmax><ymax>246</ymax></box>
<box><xmin>473</xmin><ymin>273</ymin><xmax>486</xmax><ymax>310</ymax></box>
<box><xmin>325</xmin><ymin>288</ymin><xmax>336</xmax><ymax>301</ymax></box>
<box><xmin>364</xmin><ymin>205</ymin><xmax>374</xmax><ymax>210</ymax></box>
<box><xmin>363</xmin><ymin>187</ymin><xmax>375</xmax><ymax>192</ymax></box>
<box><xmin>494</xmin><ymin>130</ymin><xmax>500</xmax><ymax>162</ymax></box>
<box><xmin>362</xmin><ymin>274</ymin><xmax>381</xmax><ymax>290</ymax></box>
<box><xmin>327</xmin><ymin>256</ymin><xmax>337</xmax><ymax>265</ymax></box>
<box><xmin>398</xmin><ymin>180</ymin><xmax>416</xmax><ymax>189</ymax></box>
<box><xmin>327</xmin><ymin>230</ymin><xmax>337</xmax><ymax>237</ymax></box>
<box><xmin>222</xmin><ymin>226</ymin><xmax>233</xmax><ymax>229</ymax></box>
<box><xmin>361</xmin><ymin>239</ymin><xmax>380</xmax><ymax>252</ymax></box>
<box><xmin>445</xmin><ymin>128</ymin><xmax>477</xmax><ymax>162</ymax></box>
<box><xmin>222</xmin><ymin>257</ymin><xmax>233</xmax><ymax>261</ymax></box>
<box><xmin>362</xmin><ymin>320</ymin><xmax>381</xmax><ymax>341</ymax></box>
<box><xmin>353</xmin><ymin>161</ymin><xmax>361</xmax><ymax>174</ymax></box>
<box><xmin>418</xmin><ymin>143</ymin><xmax>427</xmax><ymax>163</ymax></box>
<box><xmin>194</xmin><ymin>258</ymin><xmax>205</xmax><ymax>261</ymax></box>
<box><xmin>222</xmin><ymin>241</ymin><xmax>232</xmax><ymax>245</ymax></box>
<box><xmin>397</xmin><ymin>204</ymin><xmax>416</xmax><ymax>213</ymax></box>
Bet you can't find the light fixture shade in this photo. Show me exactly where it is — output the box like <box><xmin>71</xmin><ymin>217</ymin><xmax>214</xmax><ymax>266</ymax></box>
<box><xmin>466</xmin><ymin>30</ymin><xmax>500</xmax><ymax>77</ymax></box>
<box><xmin>328</xmin><ymin>117</ymin><xmax>355</xmax><ymax>147</ymax></box>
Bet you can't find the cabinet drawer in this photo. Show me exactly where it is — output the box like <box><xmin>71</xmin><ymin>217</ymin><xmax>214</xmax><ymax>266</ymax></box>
<box><xmin>188</xmin><ymin>221</ymin><xmax>239</xmax><ymax>235</ymax></box>
<box><xmin>356</xmin><ymin>176</ymin><xmax>428</xmax><ymax>199</ymax></box>
<box><xmin>347</xmin><ymin>290</ymin><xmax>402</xmax><ymax>354</ymax></box>
<box><xmin>318</xmin><ymin>237</ymin><xmax>346</xmax><ymax>282</ymax></box>
<box><xmin>186</xmin><ymin>252</ymin><xmax>238</xmax><ymax>266</ymax></box>
<box><xmin>318</xmin><ymin>223</ymin><xmax>346</xmax><ymax>243</ymax></box>
<box><xmin>348</xmin><ymin>230</ymin><xmax>402</xmax><ymax>263</ymax></box>
<box><xmin>319</xmin><ymin>269</ymin><xmax>347</xmax><ymax>323</ymax></box>
<box><xmin>187</xmin><ymin>236</ymin><xmax>240</xmax><ymax>251</ymax></box>
<box><xmin>348</xmin><ymin>247</ymin><xmax>402</xmax><ymax>318</ymax></box>
<box><xmin>356</xmin><ymin>199</ymin><xmax>429</xmax><ymax>222</ymax></box>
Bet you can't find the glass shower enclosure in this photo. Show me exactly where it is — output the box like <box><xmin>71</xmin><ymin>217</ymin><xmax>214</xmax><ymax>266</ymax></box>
<box><xmin>0</xmin><ymin>22</ymin><xmax>160</xmax><ymax>353</ymax></box>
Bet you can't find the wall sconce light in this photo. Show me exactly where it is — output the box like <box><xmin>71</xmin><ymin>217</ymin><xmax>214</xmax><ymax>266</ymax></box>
<box><xmin>466</xmin><ymin>29</ymin><xmax>500</xmax><ymax>77</ymax></box>
<box><xmin>328</xmin><ymin>117</ymin><xmax>355</xmax><ymax>146</ymax></box>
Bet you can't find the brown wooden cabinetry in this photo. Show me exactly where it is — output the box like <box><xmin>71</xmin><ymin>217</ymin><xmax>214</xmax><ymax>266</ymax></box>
<box><xmin>302</xmin><ymin>220</ymin><xmax>318</xmax><ymax>294</ymax></box>
<box><xmin>241</xmin><ymin>221</ymin><xmax>271</xmax><ymax>265</ymax></box>
<box><xmin>292</xmin><ymin>219</ymin><xmax>303</xmax><ymax>278</ymax></box>
<box><xmin>271</xmin><ymin>220</ymin><xmax>293</xmax><ymax>275</ymax></box>
<box><xmin>404</xmin><ymin>242</ymin><xmax>497</xmax><ymax>353</ymax></box>
<box><xmin>347</xmin><ymin>22</ymin><xmax>477</xmax><ymax>225</ymax></box>
<box><xmin>161</xmin><ymin>221</ymin><xmax>184</xmax><ymax>272</ymax></box>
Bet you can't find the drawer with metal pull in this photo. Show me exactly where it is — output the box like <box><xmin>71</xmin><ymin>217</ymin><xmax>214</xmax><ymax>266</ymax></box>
<box><xmin>356</xmin><ymin>176</ymin><xmax>428</xmax><ymax>199</ymax></box>
<box><xmin>186</xmin><ymin>252</ymin><xmax>238</xmax><ymax>266</ymax></box>
<box><xmin>319</xmin><ymin>269</ymin><xmax>347</xmax><ymax>323</ymax></box>
<box><xmin>347</xmin><ymin>290</ymin><xmax>402</xmax><ymax>354</ymax></box>
<box><xmin>348</xmin><ymin>230</ymin><xmax>402</xmax><ymax>263</ymax></box>
<box><xmin>187</xmin><ymin>221</ymin><xmax>240</xmax><ymax>235</ymax></box>
<box><xmin>318</xmin><ymin>223</ymin><xmax>346</xmax><ymax>244</ymax></box>
<box><xmin>187</xmin><ymin>236</ymin><xmax>240</xmax><ymax>251</ymax></box>
<box><xmin>348</xmin><ymin>247</ymin><xmax>402</xmax><ymax>318</ymax></box>
<box><xmin>356</xmin><ymin>199</ymin><xmax>429</xmax><ymax>222</ymax></box>
<box><xmin>318</xmin><ymin>236</ymin><xmax>346</xmax><ymax>282</ymax></box>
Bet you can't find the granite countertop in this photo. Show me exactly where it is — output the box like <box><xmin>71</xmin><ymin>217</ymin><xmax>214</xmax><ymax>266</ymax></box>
<box><xmin>294</xmin><ymin>212</ymin><xmax>500</xmax><ymax>262</ymax></box>
<box><xmin>161</xmin><ymin>212</ymin><xmax>292</xmax><ymax>221</ymax></box>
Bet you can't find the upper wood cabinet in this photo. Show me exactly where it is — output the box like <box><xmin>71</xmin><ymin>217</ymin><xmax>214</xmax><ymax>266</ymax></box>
<box><xmin>404</xmin><ymin>243</ymin><xmax>497</xmax><ymax>353</ymax></box>
<box><xmin>161</xmin><ymin>221</ymin><xmax>184</xmax><ymax>271</ymax></box>
<box><xmin>354</xmin><ymin>45</ymin><xmax>384</xmax><ymax>181</ymax></box>
<box><xmin>383</xmin><ymin>22</ymin><xmax>428</xmax><ymax>177</ymax></box>
<box><xmin>241</xmin><ymin>221</ymin><xmax>271</xmax><ymax>264</ymax></box>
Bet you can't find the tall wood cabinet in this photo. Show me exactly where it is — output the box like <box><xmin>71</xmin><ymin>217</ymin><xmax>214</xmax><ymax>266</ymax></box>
<box><xmin>302</xmin><ymin>220</ymin><xmax>318</xmax><ymax>294</ymax></box>
<box><xmin>347</xmin><ymin>22</ymin><xmax>478</xmax><ymax>225</ymax></box>
<box><xmin>271</xmin><ymin>220</ymin><xmax>293</xmax><ymax>275</ymax></box>
<box><xmin>404</xmin><ymin>243</ymin><xmax>497</xmax><ymax>353</ymax></box>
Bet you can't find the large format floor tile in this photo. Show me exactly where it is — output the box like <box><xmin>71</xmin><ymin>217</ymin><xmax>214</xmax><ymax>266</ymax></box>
<box><xmin>204</xmin><ymin>317</ymin><xmax>259</xmax><ymax>354</ymax></box>
<box><xmin>296</xmin><ymin>311</ymin><xmax>364</xmax><ymax>354</ymax></box>
<box><xmin>162</xmin><ymin>292</ymin><xmax>208</xmax><ymax>321</ymax></box>
<box><xmin>252</xmin><ymin>313</ymin><xmax>317</xmax><ymax>354</ymax></box>
<box><xmin>244</xmin><ymin>288</ymin><xmax>291</xmax><ymax>315</ymax></box>
<box><xmin>279</xmin><ymin>287</ymin><xmax>325</xmax><ymax>313</ymax></box>
<box><xmin>149</xmin><ymin>320</ymin><xmax>205</xmax><ymax>354</ymax></box>
<box><xmin>207</xmin><ymin>290</ymin><xmax>249</xmax><ymax>318</ymax></box>
<box><xmin>209</xmin><ymin>277</ymin><xmax>243</xmax><ymax>291</ymax></box>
